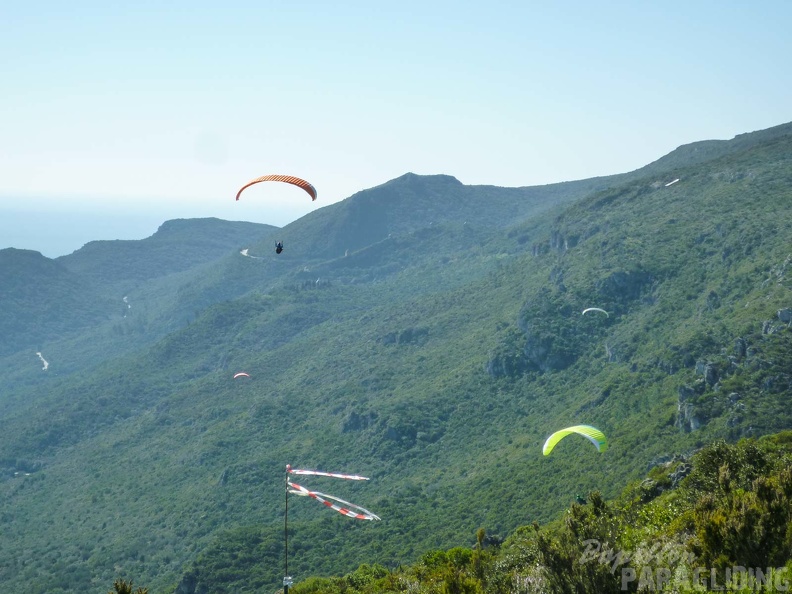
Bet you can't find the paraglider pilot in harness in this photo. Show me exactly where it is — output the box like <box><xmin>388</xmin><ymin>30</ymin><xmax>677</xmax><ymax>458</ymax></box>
<box><xmin>275</xmin><ymin>241</ymin><xmax>284</xmax><ymax>254</ymax></box>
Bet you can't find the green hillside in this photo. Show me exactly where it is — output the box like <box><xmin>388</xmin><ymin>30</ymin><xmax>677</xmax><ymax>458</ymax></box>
<box><xmin>57</xmin><ymin>218</ymin><xmax>278</xmax><ymax>287</ymax></box>
<box><xmin>0</xmin><ymin>248</ymin><xmax>116</xmax><ymax>356</ymax></box>
<box><xmin>0</xmin><ymin>123</ymin><xmax>791</xmax><ymax>594</ymax></box>
<box><xmin>0</xmin><ymin>219</ymin><xmax>279</xmax><ymax>401</ymax></box>
<box><xmin>285</xmin><ymin>432</ymin><xmax>792</xmax><ymax>594</ymax></box>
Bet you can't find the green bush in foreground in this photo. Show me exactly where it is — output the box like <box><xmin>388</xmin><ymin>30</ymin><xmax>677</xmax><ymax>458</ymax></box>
<box><xmin>287</xmin><ymin>432</ymin><xmax>792</xmax><ymax>593</ymax></box>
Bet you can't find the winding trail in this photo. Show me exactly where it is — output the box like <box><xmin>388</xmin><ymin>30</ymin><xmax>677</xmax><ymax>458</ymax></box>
<box><xmin>240</xmin><ymin>248</ymin><xmax>263</xmax><ymax>260</ymax></box>
<box><xmin>35</xmin><ymin>352</ymin><xmax>49</xmax><ymax>371</ymax></box>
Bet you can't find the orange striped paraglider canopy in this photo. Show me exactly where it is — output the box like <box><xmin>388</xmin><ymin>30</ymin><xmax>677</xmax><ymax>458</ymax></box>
<box><xmin>235</xmin><ymin>174</ymin><xmax>317</xmax><ymax>202</ymax></box>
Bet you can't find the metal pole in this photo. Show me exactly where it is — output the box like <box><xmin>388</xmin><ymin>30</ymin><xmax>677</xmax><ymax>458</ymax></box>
<box><xmin>284</xmin><ymin>467</ymin><xmax>289</xmax><ymax>594</ymax></box>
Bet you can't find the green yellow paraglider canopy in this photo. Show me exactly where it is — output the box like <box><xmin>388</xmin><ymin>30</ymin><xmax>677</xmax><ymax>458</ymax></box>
<box><xmin>542</xmin><ymin>425</ymin><xmax>608</xmax><ymax>455</ymax></box>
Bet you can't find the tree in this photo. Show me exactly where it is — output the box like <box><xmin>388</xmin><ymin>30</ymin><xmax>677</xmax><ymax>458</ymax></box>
<box><xmin>108</xmin><ymin>579</ymin><xmax>148</xmax><ymax>594</ymax></box>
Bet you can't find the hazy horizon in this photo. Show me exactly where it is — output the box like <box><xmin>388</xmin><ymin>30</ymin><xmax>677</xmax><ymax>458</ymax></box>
<box><xmin>0</xmin><ymin>209</ymin><xmax>182</xmax><ymax>258</ymax></box>
<box><xmin>3</xmin><ymin>1</ymin><xmax>791</xmax><ymax>256</ymax></box>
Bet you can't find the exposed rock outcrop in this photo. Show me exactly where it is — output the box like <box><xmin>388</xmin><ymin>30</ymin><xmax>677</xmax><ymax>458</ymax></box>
<box><xmin>676</xmin><ymin>384</ymin><xmax>704</xmax><ymax>432</ymax></box>
<box><xmin>342</xmin><ymin>411</ymin><xmax>378</xmax><ymax>432</ymax></box>
<box><xmin>596</xmin><ymin>270</ymin><xmax>653</xmax><ymax>303</ymax></box>
<box><xmin>381</xmin><ymin>326</ymin><xmax>429</xmax><ymax>346</ymax></box>
<box><xmin>669</xmin><ymin>462</ymin><xmax>692</xmax><ymax>487</ymax></box>
<box><xmin>175</xmin><ymin>571</ymin><xmax>209</xmax><ymax>594</ymax></box>
<box><xmin>486</xmin><ymin>351</ymin><xmax>529</xmax><ymax>378</ymax></box>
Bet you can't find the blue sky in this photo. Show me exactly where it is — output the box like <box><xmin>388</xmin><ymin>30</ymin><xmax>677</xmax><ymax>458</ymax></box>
<box><xmin>1</xmin><ymin>1</ymin><xmax>790</xmax><ymax>256</ymax></box>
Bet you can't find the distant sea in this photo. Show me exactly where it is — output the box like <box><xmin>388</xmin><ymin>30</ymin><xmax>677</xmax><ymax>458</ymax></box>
<box><xmin>0</xmin><ymin>209</ymin><xmax>164</xmax><ymax>258</ymax></box>
<box><xmin>0</xmin><ymin>195</ymin><xmax>304</xmax><ymax>259</ymax></box>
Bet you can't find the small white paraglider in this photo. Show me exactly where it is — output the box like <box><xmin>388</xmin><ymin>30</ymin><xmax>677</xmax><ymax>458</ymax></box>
<box><xmin>582</xmin><ymin>307</ymin><xmax>609</xmax><ymax>317</ymax></box>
